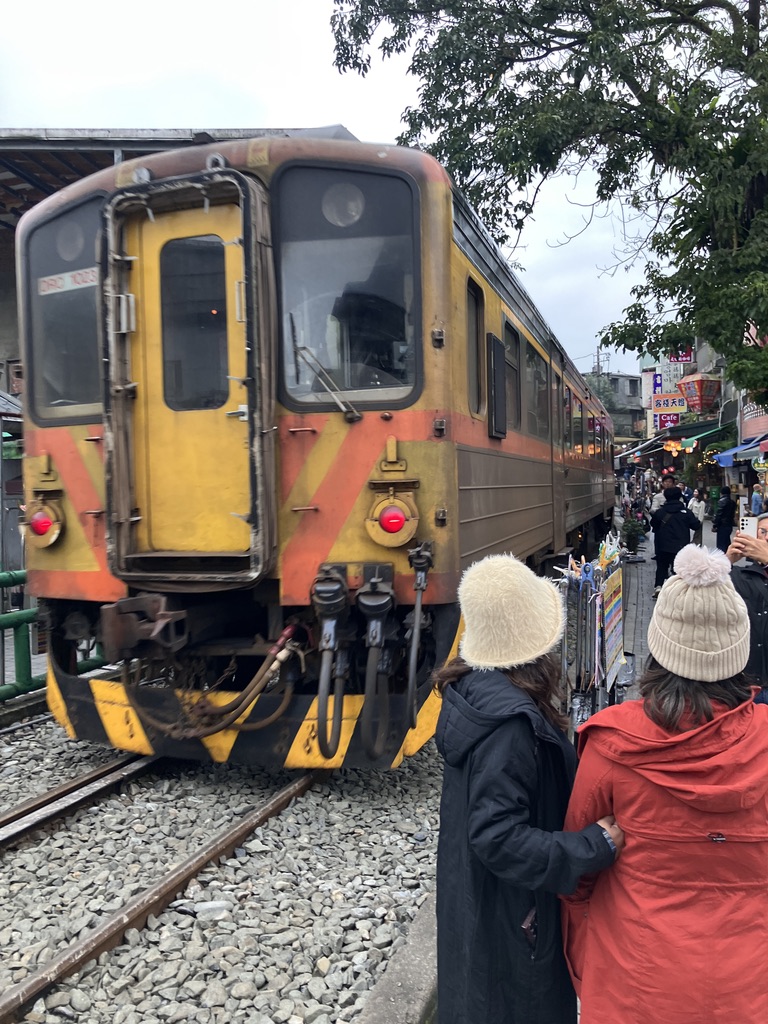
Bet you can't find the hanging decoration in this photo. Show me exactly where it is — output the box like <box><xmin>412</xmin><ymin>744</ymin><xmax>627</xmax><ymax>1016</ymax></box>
<box><xmin>676</xmin><ymin>373</ymin><xmax>721</xmax><ymax>414</ymax></box>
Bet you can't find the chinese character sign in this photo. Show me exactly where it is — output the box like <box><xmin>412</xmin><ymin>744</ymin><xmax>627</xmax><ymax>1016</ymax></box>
<box><xmin>652</xmin><ymin>394</ymin><xmax>688</xmax><ymax>412</ymax></box>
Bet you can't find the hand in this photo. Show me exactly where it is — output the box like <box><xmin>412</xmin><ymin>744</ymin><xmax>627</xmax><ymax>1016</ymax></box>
<box><xmin>597</xmin><ymin>815</ymin><xmax>625</xmax><ymax>860</ymax></box>
<box><xmin>729</xmin><ymin>532</ymin><xmax>768</xmax><ymax>565</ymax></box>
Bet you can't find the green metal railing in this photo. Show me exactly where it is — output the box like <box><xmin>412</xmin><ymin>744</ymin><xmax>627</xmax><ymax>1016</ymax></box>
<box><xmin>0</xmin><ymin>571</ymin><xmax>106</xmax><ymax>701</ymax></box>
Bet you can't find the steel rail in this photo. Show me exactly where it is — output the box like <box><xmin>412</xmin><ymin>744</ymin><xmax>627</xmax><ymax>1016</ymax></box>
<box><xmin>0</xmin><ymin>771</ymin><xmax>323</xmax><ymax>1024</ymax></box>
<box><xmin>0</xmin><ymin>755</ymin><xmax>155</xmax><ymax>850</ymax></box>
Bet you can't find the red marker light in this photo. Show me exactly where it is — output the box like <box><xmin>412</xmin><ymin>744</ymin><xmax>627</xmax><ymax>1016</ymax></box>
<box><xmin>29</xmin><ymin>511</ymin><xmax>54</xmax><ymax>536</ymax></box>
<box><xmin>379</xmin><ymin>505</ymin><xmax>407</xmax><ymax>534</ymax></box>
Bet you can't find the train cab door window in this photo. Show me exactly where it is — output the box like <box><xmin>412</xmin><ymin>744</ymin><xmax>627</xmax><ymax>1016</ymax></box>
<box><xmin>486</xmin><ymin>333</ymin><xmax>506</xmax><ymax>438</ymax></box>
<box><xmin>467</xmin><ymin>279</ymin><xmax>485</xmax><ymax>415</ymax></box>
<box><xmin>573</xmin><ymin>397</ymin><xmax>584</xmax><ymax>453</ymax></box>
<box><xmin>276</xmin><ymin>167</ymin><xmax>419</xmax><ymax>409</ymax></box>
<box><xmin>552</xmin><ymin>372</ymin><xmax>563</xmax><ymax>446</ymax></box>
<box><xmin>564</xmin><ymin>386</ymin><xmax>572</xmax><ymax>449</ymax></box>
<box><xmin>588</xmin><ymin>411</ymin><xmax>597</xmax><ymax>456</ymax></box>
<box><xmin>525</xmin><ymin>342</ymin><xmax>550</xmax><ymax>440</ymax></box>
<box><xmin>24</xmin><ymin>197</ymin><xmax>103</xmax><ymax>423</ymax></box>
<box><xmin>504</xmin><ymin>322</ymin><xmax>520</xmax><ymax>430</ymax></box>
<box><xmin>160</xmin><ymin>236</ymin><xmax>229</xmax><ymax>410</ymax></box>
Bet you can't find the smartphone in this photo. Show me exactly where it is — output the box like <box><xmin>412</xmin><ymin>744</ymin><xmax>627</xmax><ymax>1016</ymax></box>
<box><xmin>739</xmin><ymin>516</ymin><xmax>758</xmax><ymax>537</ymax></box>
<box><xmin>521</xmin><ymin>908</ymin><xmax>538</xmax><ymax>949</ymax></box>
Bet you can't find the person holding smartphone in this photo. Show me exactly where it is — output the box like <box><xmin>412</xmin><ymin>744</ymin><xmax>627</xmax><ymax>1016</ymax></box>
<box><xmin>727</xmin><ymin>514</ymin><xmax>768</xmax><ymax>703</ymax></box>
<box><xmin>433</xmin><ymin>554</ymin><xmax>622</xmax><ymax>1024</ymax></box>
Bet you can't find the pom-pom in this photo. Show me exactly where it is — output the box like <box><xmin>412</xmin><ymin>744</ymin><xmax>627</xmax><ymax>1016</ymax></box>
<box><xmin>673</xmin><ymin>544</ymin><xmax>732</xmax><ymax>586</ymax></box>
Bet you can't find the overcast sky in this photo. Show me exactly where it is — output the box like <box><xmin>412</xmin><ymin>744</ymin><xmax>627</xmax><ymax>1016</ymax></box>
<box><xmin>0</xmin><ymin>0</ymin><xmax>641</xmax><ymax>375</ymax></box>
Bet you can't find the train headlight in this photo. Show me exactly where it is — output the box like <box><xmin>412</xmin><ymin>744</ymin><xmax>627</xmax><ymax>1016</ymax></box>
<box><xmin>365</xmin><ymin>492</ymin><xmax>419</xmax><ymax>548</ymax></box>
<box><xmin>25</xmin><ymin>500</ymin><xmax>64</xmax><ymax>548</ymax></box>
<box><xmin>321</xmin><ymin>182</ymin><xmax>365</xmax><ymax>228</ymax></box>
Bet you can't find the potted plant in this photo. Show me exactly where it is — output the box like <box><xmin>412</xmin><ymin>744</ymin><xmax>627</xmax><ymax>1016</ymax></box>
<box><xmin>621</xmin><ymin>516</ymin><xmax>646</xmax><ymax>553</ymax></box>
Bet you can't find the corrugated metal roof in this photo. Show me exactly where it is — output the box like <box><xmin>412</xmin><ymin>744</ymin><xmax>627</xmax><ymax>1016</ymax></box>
<box><xmin>0</xmin><ymin>126</ymin><xmax>356</xmax><ymax>235</ymax></box>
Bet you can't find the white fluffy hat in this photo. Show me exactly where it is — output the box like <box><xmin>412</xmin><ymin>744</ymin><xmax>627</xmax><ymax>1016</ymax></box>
<box><xmin>458</xmin><ymin>553</ymin><xmax>564</xmax><ymax>670</ymax></box>
<box><xmin>648</xmin><ymin>545</ymin><xmax>750</xmax><ymax>681</ymax></box>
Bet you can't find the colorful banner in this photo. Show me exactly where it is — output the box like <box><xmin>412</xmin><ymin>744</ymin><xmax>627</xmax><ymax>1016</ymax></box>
<box><xmin>603</xmin><ymin>567</ymin><xmax>623</xmax><ymax>691</ymax></box>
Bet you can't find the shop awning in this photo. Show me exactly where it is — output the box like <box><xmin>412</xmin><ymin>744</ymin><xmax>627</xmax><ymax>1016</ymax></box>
<box><xmin>680</xmin><ymin>423</ymin><xmax>731</xmax><ymax>448</ymax></box>
<box><xmin>713</xmin><ymin>435</ymin><xmax>768</xmax><ymax>468</ymax></box>
<box><xmin>618</xmin><ymin>436</ymin><xmax>664</xmax><ymax>459</ymax></box>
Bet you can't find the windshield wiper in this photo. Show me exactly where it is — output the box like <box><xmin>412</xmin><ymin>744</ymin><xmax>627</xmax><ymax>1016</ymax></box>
<box><xmin>289</xmin><ymin>315</ymin><xmax>362</xmax><ymax>423</ymax></box>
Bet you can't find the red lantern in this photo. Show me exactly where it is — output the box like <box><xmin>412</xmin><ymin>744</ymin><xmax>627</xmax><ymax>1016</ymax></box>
<box><xmin>676</xmin><ymin>373</ymin><xmax>721</xmax><ymax>414</ymax></box>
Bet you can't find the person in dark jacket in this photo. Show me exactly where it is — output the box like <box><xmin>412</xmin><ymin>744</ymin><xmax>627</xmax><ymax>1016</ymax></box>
<box><xmin>434</xmin><ymin>554</ymin><xmax>622</xmax><ymax>1024</ymax></box>
<box><xmin>650</xmin><ymin>486</ymin><xmax>699</xmax><ymax>596</ymax></box>
<box><xmin>712</xmin><ymin>484</ymin><xmax>737</xmax><ymax>552</ymax></box>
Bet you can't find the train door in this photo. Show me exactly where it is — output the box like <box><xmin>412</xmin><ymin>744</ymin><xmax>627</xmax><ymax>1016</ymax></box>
<box><xmin>105</xmin><ymin>175</ymin><xmax>277</xmax><ymax>582</ymax></box>
<box><xmin>551</xmin><ymin>366</ymin><xmax>566</xmax><ymax>551</ymax></box>
<box><xmin>126</xmin><ymin>204</ymin><xmax>250</xmax><ymax>555</ymax></box>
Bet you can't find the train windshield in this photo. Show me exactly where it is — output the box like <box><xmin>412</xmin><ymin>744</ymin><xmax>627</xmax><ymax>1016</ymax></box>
<box><xmin>276</xmin><ymin>167</ymin><xmax>419</xmax><ymax>408</ymax></box>
<box><xmin>24</xmin><ymin>197</ymin><xmax>103</xmax><ymax>422</ymax></box>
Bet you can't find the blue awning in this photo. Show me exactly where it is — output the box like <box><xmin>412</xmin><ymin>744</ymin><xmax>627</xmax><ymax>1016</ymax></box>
<box><xmin>713</xmin><ymin>435</ymin><xmax>768</xmax><ymax>468</ymax></box>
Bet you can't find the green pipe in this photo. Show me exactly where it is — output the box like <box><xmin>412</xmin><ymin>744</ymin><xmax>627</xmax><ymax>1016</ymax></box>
<box><xmin>0</xmin><ymin>608</ymin><xmax>38</xmax><ymax>629</ymax></box>
<box><xmin>0</xmin><ymin>650</ymin><xmax>107</xmax><ymax>702</ymax></box>
<box><xmin>0</xmin><ymin>571</ymin><xmax>27</xmax><ymax>588</ymax></box>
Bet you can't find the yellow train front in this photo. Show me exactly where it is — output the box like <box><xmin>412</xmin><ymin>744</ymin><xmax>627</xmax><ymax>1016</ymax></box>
<box><xmin>16</xmin><ymin>136</ymin><xmax>613</xmax><ymax>768</ymax></box>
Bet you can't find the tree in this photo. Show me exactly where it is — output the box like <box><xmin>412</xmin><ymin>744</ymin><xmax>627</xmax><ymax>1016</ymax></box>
<box><xmin>332</xmin><ymin>1</ymin><xmax>768</xmax><ymax>401</ymax></box>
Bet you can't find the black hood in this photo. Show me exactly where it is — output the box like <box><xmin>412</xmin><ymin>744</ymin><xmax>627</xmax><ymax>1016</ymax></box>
<box><xmin>435</xmin><ymin>669</ymin><xmax>556</xmax><ymax>768</ymax></box>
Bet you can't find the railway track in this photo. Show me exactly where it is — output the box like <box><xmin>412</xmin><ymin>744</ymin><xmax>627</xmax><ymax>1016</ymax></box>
<box><xmin>0</xmin><ymin>771</ymin><xmax>323</xmax><ymax>1024</ymax></box>
<box><xmin>0</xmin><ymin>754</ymin><xmax>158</xmax><ymax>852</ymax></box>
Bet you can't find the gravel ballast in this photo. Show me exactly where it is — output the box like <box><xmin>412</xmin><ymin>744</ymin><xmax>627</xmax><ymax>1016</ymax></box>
<box><xmin>0</xmin><ymin>716</ymin><xmax>441</xmax><ymax>1024</ymax></box>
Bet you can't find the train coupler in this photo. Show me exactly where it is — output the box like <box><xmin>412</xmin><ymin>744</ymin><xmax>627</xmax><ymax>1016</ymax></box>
<box><xmin>100</xmin><ymin>593</ymin><xmax>188</xmax><ymax>662</ymax></box>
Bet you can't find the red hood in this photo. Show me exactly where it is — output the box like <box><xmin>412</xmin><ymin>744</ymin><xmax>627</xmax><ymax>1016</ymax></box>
<box><xmin>577</xmin><ymin>698</ymin><xmax>768</xmax><ymax>813</ymax></box>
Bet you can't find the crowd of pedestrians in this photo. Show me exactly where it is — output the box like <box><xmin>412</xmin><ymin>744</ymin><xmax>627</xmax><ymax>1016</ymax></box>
<box><xmin>431</xmin><ymin>472</ymin><xmax>768</xmax><ymax>1024</ymax></box>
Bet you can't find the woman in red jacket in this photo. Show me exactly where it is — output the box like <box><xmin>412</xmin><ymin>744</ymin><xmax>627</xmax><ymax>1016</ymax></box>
<box><xmin>562</xmin><ymin>543</ymin><xmax>768</xmax><ymax>1023</ymax></box>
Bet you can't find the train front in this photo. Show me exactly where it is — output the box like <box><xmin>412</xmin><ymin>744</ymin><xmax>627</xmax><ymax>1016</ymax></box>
<box><xmin>16</xmin><ymin>140</ymin><xmax>460</xmax><ymax>768</ymax></box>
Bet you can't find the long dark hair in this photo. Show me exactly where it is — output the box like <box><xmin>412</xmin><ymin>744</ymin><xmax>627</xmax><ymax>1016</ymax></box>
<box><xmin>639</xmin><ymin>656</ymin><xmax>754</xmax><ymax>732</ymax></box>
<box><xmin>433</xmin><ymin>653</ymin><xmax>569</xmax><ymax>731</ymax></box>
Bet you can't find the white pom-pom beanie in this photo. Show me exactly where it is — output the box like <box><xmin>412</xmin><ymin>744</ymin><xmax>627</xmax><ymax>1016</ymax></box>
<box><xmin>648</xmin><ymin>545</ymin><xmax>750</xmax><ymax>682</ymax></box>
<box><xmin>458</xmin><ymin>553</ymin><xmax>564</xmax><ymax>669</ymax></box>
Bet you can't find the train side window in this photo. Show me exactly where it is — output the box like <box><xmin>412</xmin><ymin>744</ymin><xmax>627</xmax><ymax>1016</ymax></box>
<box><xmin>564</xmin><ymin>386</ymin><xmax>572</xmax><ymax>449</ymax></box>
<box><xmin>573</xmin><ymin>397</ymin><xmax>584</xmax><ymax>453</ymax></box>
<box><xmin>588</xmin><ymin>410</ymin><xmax>597</xmax><ymax>456</ymax></box>
<box><xmin>486</xmin><ymin>334</ymin><xmax>507</xmax><ymax>438</ymax></box>
<box><xmin>525</xmin><ymin>342</ymin><xmax>550</xmax><ymax>440</ymax></box>
<box><xmin>504</xmin><ymin>322</ymin><xmax>520</xmax><ymax>429</ymax></box>
<box><xmin>467</xmin><ymin>279</ymin><xmax>486</xmax><ymax>415</ymax></box>
<box><xmin>552</xmin><ymin>372</ymin><xmax>563</xmax><ymax>446</ymax></box>
<box><xmin>160</xmin><ymin>235</ymin><xmax>229</xmax><ymax>411</ymax></box>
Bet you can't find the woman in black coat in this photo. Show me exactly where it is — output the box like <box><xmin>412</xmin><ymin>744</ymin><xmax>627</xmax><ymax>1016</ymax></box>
<box><xmin>434</xmin><ymin>554</ymin><xmax>622</xmax><ymax>1024</ymax></box>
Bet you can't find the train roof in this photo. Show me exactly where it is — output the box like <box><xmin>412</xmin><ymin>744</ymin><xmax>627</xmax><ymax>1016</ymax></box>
<box><xmin>9</xmin><ymin>130</ymin><xmax>607</xmax><ymax>421</ymax></box>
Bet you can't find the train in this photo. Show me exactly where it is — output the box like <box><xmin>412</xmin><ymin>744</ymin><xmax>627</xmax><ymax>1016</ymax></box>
<box><xmin>16</xmin><ymin>135</ymin><xmax>614</xmax><ymax>768</ymax></box>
